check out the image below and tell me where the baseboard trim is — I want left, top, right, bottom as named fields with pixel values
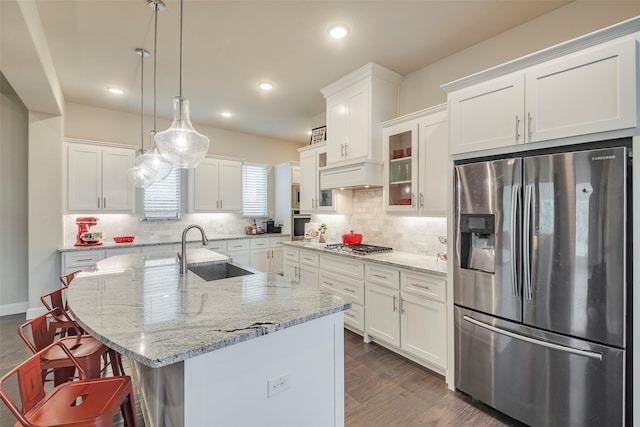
left=26, top=306, right=46, bottom=320
left=0, top=302, right=28, bottom=317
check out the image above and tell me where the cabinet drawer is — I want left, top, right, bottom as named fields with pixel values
left=319, top=271, right=363, bottom=305
left=365, top=263, right=399, bottom=289
left=227, top=239, right=250, bottom=251
left=207, top=241, right=228, bottom=253
left=299, top=250, right=319, bottom=267
left=250, top=238, right=270, bottom=249
left=63, top=250, right=106, bottom=268
left=284, top=248, right=299, bottom=263
left=343, top=303, right=364, bottom=332
left=270, top=236, right=289, bottom=247
left=320, top=254, right=364, bottom=279
left=401, top=271, right=446, bottom=302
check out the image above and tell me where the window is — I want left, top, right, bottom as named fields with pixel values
left=242, top=163, right=267, bottom=217
left=143, top=168, right=181, bottom=220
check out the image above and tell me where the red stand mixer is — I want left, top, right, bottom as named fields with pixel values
left=74, top=217, right=103, bottom=246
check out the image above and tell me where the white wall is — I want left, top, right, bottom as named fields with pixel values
left=399, top=1, right=640, bottom=114
left=0, top=86, right=29, bottom=315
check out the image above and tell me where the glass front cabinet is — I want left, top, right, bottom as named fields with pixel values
left=383, top=121, right=418, bottom=212
left=382, top=104, right=448, bottom=215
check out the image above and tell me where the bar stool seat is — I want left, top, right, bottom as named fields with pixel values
left=0, top=341, right=137, bottom=427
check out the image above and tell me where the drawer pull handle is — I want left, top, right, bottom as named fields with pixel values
left=322, top=281, right=333, bottom=287
left=411, top=283, right=431, bottom=290
left=372, top=274, right=387, bottom=279
left=345, top=312, right=355, bottom=319
left=76, top=258, right=93, bottom=262
left=343, top=287, right=355, bottom=294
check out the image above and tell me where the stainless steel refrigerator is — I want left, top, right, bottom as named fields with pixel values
left=453, top=145, right=631, bottom=426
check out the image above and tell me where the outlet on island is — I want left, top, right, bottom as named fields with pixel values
left=267, top=374, right=290, bottom=397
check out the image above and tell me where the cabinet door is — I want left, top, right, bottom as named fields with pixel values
left=270, top=247, right=283, bottom=274
left=250, top=249, right=270, bottom=272
left=345, top=80, right=370, bottom=161
left=525, top=37, right=637, bottom=143
left=401, top=292, right=446, bottom=369
left=283, top=260, right=299, bottom=282
left=326, top=94, right=347, bottom=164
left=229, top=250, right=250, bottom=267
left=299, top=265, right=319, bottom=288
left=299, top=149, right=317, bottom=213
left=384, top=121, right=418, bottom=212
left=101, top=147, right=134, bottom=211
left=68, top=145, right=101, bottom=211
left=193, top=159, right=220, bottom=211
left=418, top=111, right=448, bottom=215
left=449, top=73, right=525, bottom=154
left=365, top=283, right=400, bottom=347
left=218, top=159, right=242, bottom=211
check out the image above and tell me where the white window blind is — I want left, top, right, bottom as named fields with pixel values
left=242, top=163, right=267, bottom=217
left=143, top=168, right=180, bottom=220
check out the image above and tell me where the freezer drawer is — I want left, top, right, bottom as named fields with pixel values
left=455, top=306, right=625, bottom=427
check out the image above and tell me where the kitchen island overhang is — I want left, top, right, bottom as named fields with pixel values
left=66, top=252, right=350, bottom=427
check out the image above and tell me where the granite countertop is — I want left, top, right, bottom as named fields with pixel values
left=58, top=233, right=290, bottom=252
left=283, top=241, right=447, bottom=276
left=66, top=250, right=350, bottom=368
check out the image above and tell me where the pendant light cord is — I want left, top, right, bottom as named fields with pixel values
left=153, top=1, right=158, bottom=134
left=139, top=48, right=145, bottom=152
left=179, top=0, right=183, bottom=99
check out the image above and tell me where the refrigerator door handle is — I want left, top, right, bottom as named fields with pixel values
left=510, top=184, right=520, bottom=297
left=463, top=315, right=603, bottom=361
left=523, top=184, right=533, bottom=300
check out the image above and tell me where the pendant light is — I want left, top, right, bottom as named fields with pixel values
left=128, top=47, right=157, bottom=188
left=139, top=0, right=173, bottom=181
left=154, top=0, right=210, bottom=168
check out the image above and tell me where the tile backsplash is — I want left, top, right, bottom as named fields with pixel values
left=313, top=189, right=447, bottom=256
left=64, top=189, right=447, bottom=256
left=63, top=213, right=251, bottom=246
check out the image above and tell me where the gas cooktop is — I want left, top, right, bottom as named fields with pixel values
left=324, top=243, right=393, bottom=255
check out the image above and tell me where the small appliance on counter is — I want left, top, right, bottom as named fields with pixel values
left=263, top=219, right=282, bottom=234
left=74, top=217, right=103, bottom=246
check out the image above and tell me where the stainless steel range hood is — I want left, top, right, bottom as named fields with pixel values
left=319, top=160, right=383, bottom=190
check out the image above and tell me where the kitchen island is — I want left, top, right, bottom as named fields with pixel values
left=66, top=250, right=350, bottom=427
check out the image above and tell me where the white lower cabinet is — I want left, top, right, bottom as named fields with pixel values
left=365, top=264, right=447, bottom=371
left=283, top=247, right=300, bottom=282
left=285, top=247, right=320, bottom=287
left=227, top=239, right=251, bottom=266
left=319, top=254, right=364, bottom=332
left=249, top=236, right=287, bottom=273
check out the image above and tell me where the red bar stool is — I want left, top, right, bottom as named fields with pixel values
left=40, top=286, right=85, bottom=337
left=18, top=308, right=123, bottom=386
left=59, top=270, right=81, bottom=288
left=0, top=341, right=137, bottom=427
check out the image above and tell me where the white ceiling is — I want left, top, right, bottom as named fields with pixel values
left=33, top=0, right=571, bottom=144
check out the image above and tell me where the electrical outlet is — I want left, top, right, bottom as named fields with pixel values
left=267, top=374, right=290, bottom=397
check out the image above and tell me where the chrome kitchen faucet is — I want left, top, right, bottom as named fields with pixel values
left=179, top=224, right=209, bottom=274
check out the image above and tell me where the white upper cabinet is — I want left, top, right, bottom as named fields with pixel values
left=190, top=157, right=242, bottom=213
left=525, top=38, right=637, bottom=143
left=449, top=73, right=524, bottom=154
left=67, top=142, right=134, bottom=212
left=321, top=63, right=403, bottom=166
left=383, top=105, right=448, bottom=215
left=298, top=143, right=352, bottom=215
left=446, top=29, right=639, bottom=155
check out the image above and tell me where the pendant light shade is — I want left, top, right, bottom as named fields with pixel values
left=129, top=47, right=157, bottom=188
left=142, top=134, right=173, bottom=181
left=155, top=96, right=209, bottom=168
left=154, top=0, right=209, bottom=169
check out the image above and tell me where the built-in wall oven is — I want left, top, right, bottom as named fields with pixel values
left=291, top=212, right=311, bottom=241
left=292, top=184, right=300, bottom=210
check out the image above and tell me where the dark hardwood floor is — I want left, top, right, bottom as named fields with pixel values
left=1, top=313, right=521, bottom=426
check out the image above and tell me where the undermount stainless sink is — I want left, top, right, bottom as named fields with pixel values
left=188, top=263, right=255, bottom=281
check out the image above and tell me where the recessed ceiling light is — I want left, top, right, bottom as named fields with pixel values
left=221, top=112, right=232, bottom=118
left=108, top=87, right=124, bottom=95
left=259, top=82, right=273, bottom=91
left=328, top=24, right=349, bottom=39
